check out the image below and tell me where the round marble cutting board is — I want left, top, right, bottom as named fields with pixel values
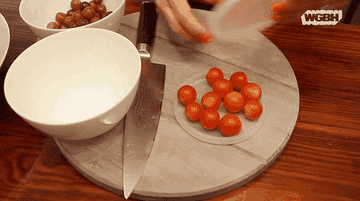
left=54, top=10, right=300, bottom=200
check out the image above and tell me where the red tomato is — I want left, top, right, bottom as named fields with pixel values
left=223, top=91, right=246, bottom=113
left=71, top=11, right=84, bottom=22
left=185, top=102, right=203, bottom=122
left=230, top=71, right=248, bottom=92
left=71, top=0, right=82, bottom=11
left=47, top=22, right=61, bottom=29
left=212, top=79, right=233, bottom=99
left=82, top=7, right=96, bottom=19
left=243, top=100, right=263, bottom=120
left=177, top=85, right=197, bottom=106
left=89, top=1, right=100, bottom=9
left=96, top=4, right=107, bottom=15
left=242, top=82, right=262, bottom=101
left=206, top=67, right=224, bottom=86
left=201, top=91, right=221, bottom=110
left=219, top=114, right=242, bottom=136
left=200, top=109, right=221, bottom=130
left=55, top=12, right=67, bottom=25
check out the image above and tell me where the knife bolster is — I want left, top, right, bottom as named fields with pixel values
left=137, top=43, right=151, bottom=59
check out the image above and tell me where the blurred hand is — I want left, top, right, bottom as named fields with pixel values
left=156, top=0, right=224, bottom=43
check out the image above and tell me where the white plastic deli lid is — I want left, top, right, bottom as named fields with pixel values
left=208, top=0, right=284, bottom=41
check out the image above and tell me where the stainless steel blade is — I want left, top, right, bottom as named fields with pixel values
left=123, top=1, right=162, bottom=199
left=123, top=60, right=165, bottom=199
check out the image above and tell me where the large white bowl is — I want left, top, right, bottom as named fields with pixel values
left=19, top=0, right=126, bottom=39
left=4, top=28, right=141, bottom=140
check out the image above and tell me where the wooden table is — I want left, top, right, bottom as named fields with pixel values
left=1, top=0, right=359, bottom=200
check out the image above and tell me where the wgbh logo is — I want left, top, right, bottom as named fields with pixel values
left=301, top=10, right=342, bottom=25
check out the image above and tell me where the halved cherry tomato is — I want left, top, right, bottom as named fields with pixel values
left=243, top=100, right=263, bottom=120
left=223, top=91, right=246, bottom=113
left=219, top=114, right=242, bottom=136
left=185, top=102, right=203, bottom=122
left=201, top=91, right=221, bottom=110
left=200, top=109, right=221, bottom=130
left=206, top=67, right=224, bottom=86
left=242, top=82, right=262, bottom=101
left=212, top=79, right=233, bottom=99
left=230, top=71, right=248, bottom=92
left=177, top=85, right=197, bottom=106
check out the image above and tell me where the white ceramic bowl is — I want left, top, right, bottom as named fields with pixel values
left=4, top=28, right=141, bottom=140
left=0, top=13, right=10, bottom=69
left=19, top=0, right=125, bottom=39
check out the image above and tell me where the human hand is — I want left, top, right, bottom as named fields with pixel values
left=156, top=0, right=224, bottom=44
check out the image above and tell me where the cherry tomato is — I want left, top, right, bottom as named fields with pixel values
left=71, top=0, right=82, bottom=11
left=80, top=2, right=90, bottom=11
left=76, top=18, right=89, bottom=27
left=219, top=114, right=242, bottom=136
left=243, top=100, right=263, bottom=120
left=271, top=2, right=285, bottom=12
left=63, top=16, right=73, bottom=28
left=90, top=15, right=101, bottom=23
left=105, top=11, right=112, bottom=17
left=242, top=82, right=262, bottom=101
left=223, top=91, right=246, bottom=113
left=201, top=91, right=221, bottom=110
left=206, top=67, right=224, bottom=86
left=177, top=85, right=197, bottom=106
left=230, top=71, right=248, bottom=92
left=100, top=12, right=107, bottom=18
left=55, top=12, right=67, bottom=25
left=89, top=1, right=99, bottom=9
left=47, top=22, right=60, bottom=29
left=67, top=9, right=75, bottom=16
left=94, top=0, right=103, bottom=3
left=185, top=102, right=203, bottom=122
left=69, top=22, right=77, bottom=28
left=96, top=4, right=107, bottom=15
left=83, top=7, right=96, bottom=20
left=71, top=11, right=83, bottom=22
left=200, top=109, right=221, bottom=130
left=212, top=79, right=233, bottom=99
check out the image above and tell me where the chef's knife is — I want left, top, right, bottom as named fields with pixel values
left=123, top=1, right=166, bottom=199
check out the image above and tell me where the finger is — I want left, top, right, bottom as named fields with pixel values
left=166, top=0, right=212, bottom=41
left=193, top=0, right=225, bottom=5
left=156, top=0, right=202, bottom=43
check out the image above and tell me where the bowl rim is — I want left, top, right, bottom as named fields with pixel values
left=0, top=13, right=10, bottom=70
left=4, top=28, right=141, bottom=126
left=19, top=0, right=126, bottom=33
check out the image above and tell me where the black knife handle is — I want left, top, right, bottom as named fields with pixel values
left=136, top=1, right=158, bottom=51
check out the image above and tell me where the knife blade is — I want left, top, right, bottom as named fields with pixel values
left=123, top=1, right=166, bottom=199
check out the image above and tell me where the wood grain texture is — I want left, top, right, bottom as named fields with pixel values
left=0, top=0, right=359, bottom=201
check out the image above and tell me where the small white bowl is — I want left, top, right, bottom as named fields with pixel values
left=4, top=28, right=141, bottom=140
left=19, top=0, right=126, bottom=39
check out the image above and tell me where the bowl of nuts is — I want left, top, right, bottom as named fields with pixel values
left=19, top=0, right=125, bottom=39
